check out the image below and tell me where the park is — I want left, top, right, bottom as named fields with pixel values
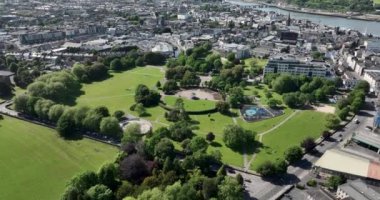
left=2, top=45, right=365, bottom=200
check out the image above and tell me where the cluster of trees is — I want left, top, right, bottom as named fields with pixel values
left=336, top=80, right=368, bottom=117
left=71, top=62, right=109, bottom=83
left=164, top=98, right=190, bottom=122
left=223, top=125, right=255, bottom=150
left=286, top=0, right=374, bottom=12
left=206, top=65, right=246, bottom=92
left=1, top=55, right=44, bottom=88
left=267, top=75, right=339, bottom=108
left=14, top=94, right=124, bottom=139
left=26, top=71, right=81, bottom=103
left=166, top=43, right=221, bottom=74
left=63, top=123, right=244, bottom=200
left=134, top=84, right=161, bottom=107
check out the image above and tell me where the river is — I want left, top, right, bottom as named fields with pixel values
left=226, top=0, right=380, bottom=36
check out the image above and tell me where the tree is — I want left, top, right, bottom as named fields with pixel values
left=56, top=112, right=76, bottom=138
left=168, top=121, right=193, bottom=142
left=83, top=110, right=103, bottom=132
left=216, top=101, right=230, bottom=115
left=256, top=161, right=277, bottom=177
left=267, top=98, right=281, bottom=108
left=284, top=146, right=303, bottom=164
left=206, top=132, right=215, bottom=143
left=227, top=87, right=245, bottom=108
left=337, top=107, right=350, bottom=121
left=135, top=103, right=147, bottom=117
left=325, top=114, right=341, bottom=130
left=86, top=184, right=113, bottom=200
left=322, top=131, right=331, bottom=139
left=300, top=137, right=316, bottom=152
left=272, top=75, right=297, bottom=94
left=326, top=175, right=346, bottom=190
left=120, top=154, right=149, bottom=184
left=162, top=80, right=179, bottom=94
left=218, top=177, right=243, bottom=200
left=236, top=174, right=243, bottom=185
left=98, top=163, right=118, bottom=190
left=135, top=84, right=161, bottom=107
left=227, top=53, right=235, bottom=63
left=154, top=138, right=175, bottom=160
left=121, top=123, right=142, bottom=145
left=189, top=136, right=208, bottom=153
left=180, top=71, right=201, bottom=88
left=223, top=125, right=255, bottom=150
left=202, top=178, right=218, bottom=199
left=34, top=99, right=55, bottom=120
left=354, top=80, right=370, bottom=93
left=116, top=181, right=135, bottom=200
left=61, top=186, right=81, bottom=200
left=110, top=58, right=123, bottom=70
left=100, top=117, right=122, bottom=138
left=14, top=94, right=30, bottom=113
left=156, top=81, right=161, bottom=88
left=113, top=110, right=125, bottom=121
left=68, top=171, right=98, bottom=193
left=143, top=52, right=166, bottom=65
left=274, top=159, right=288, bottom=174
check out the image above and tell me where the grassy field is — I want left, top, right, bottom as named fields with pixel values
left=191, top=112, right=247, bottom=166
left=250, top=110, right=328, bottom=170
left=163, top=96, right=216, bottom=112
left=0, top=116, right=118, bottom=200
left=76, top=66, right=164, bottom=113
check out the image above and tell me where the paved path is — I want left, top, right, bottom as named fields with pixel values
left=0, top=100, right=18, bottom=116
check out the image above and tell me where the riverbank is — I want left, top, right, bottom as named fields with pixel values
left=231, top=0, right=380, bottom=22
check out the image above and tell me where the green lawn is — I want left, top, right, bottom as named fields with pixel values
left=374, top=0, right=380, bottom=4
left=250, top=111, right=328, bottom=170
left=163, top=96, right=216, bottom=112
left=244, top=84, right=283, bottom=106
left=191, top=113, right=246, bottom=167
left=0, top=116, right=118, bottom=200
left=76, top=66, right=164, bottom=114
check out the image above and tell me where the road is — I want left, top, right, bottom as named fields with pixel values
left=233, top=98, right=376, bottom=200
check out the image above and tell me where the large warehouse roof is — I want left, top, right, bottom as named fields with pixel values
left=315, top=149, right=380, bottom=181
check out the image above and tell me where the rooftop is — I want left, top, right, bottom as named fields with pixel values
left=315, top=149, right=380, bottom=181
left=339, top=179, right=380, bottom=200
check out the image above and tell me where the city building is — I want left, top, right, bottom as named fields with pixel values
left=263, top=58, right=331, bottom=77
left=336, top=179, right=380, bottom=200
left=352, top=132, right=380, bottom=154
left=363, top=70, right=380, bottom=93
left=314, top=149, right=380, bottom=184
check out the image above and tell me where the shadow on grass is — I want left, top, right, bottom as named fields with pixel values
left=140, top=113, right=152, bottom=117
left=62, top=133, right=84, bottom=141
left=210, top=141, right=222, bottom=147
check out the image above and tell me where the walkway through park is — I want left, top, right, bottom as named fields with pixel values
left=244, top=110, right=300, bottom=170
